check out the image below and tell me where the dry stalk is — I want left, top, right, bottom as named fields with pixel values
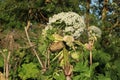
left=40, top=12, right=48, bottom=21
left=1, top=32, right=14, bottom=80
left=24, top=21, right=44, bottom=69
left=0, top=48, right=11, bottom=80
left=5, top=51, right=11, bottom=80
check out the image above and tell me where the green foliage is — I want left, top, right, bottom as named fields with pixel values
left=18, top=62, right=39, bottom=80
left=93, top=50, right=111, bottom=64
left=96, top=74, right=111, bottom=80
left=52, top=70, right=66, bottom=80
left=113, top=59, right=120, bottom=79
left=0, top=0, right=81, bottom=29
left=38, top=36, right=49, bottom=54
left=0, top=56, right=4, bottom=67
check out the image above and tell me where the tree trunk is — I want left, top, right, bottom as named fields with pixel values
left=102, top=0, right=108, bottom=21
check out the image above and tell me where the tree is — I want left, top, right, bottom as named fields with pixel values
left=0, top=0, right=81, bottom=29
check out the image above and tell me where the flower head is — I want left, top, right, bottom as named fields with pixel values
left=43, top=12, right=86, bottom=39
left=88, top=26, right=102, bottom=38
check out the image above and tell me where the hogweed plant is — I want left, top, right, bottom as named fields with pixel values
left=42, top=12, right=102, bottom=80
left=87, top=26, right=102, bottom=65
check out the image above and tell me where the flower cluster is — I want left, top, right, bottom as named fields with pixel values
left=88, top=26, right=102, bottom=39
left=42, top=12, right=102, bottom=42
left=43, top=12, right=86, bottom=39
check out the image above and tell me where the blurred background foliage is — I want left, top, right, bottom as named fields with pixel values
left=0, top=0, right=120, bottom=80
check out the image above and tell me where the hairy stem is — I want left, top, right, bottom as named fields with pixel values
left=90, top=50, right=92, bottom=65
left=66, top=76, right=71, bottom=80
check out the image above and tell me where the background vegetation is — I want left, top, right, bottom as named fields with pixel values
left=0, top=0, right=120, bottom=80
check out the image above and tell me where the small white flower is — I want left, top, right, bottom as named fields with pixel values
left=64, top=27, right=74, bottom=32
left=73, top=25, right=80, bottom=29
left=73, top=31, right=81, bottom=39
left=77, top=27, right=85, bottom=32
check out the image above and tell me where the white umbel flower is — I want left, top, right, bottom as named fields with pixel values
left=88, top=26, right=102, bottom=38
left=43, top=11, right=86, bottom=39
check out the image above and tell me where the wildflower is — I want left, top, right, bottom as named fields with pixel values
left=88, top=26, right=102, bottom=38
left=43, top=12, right=86, bottom=39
